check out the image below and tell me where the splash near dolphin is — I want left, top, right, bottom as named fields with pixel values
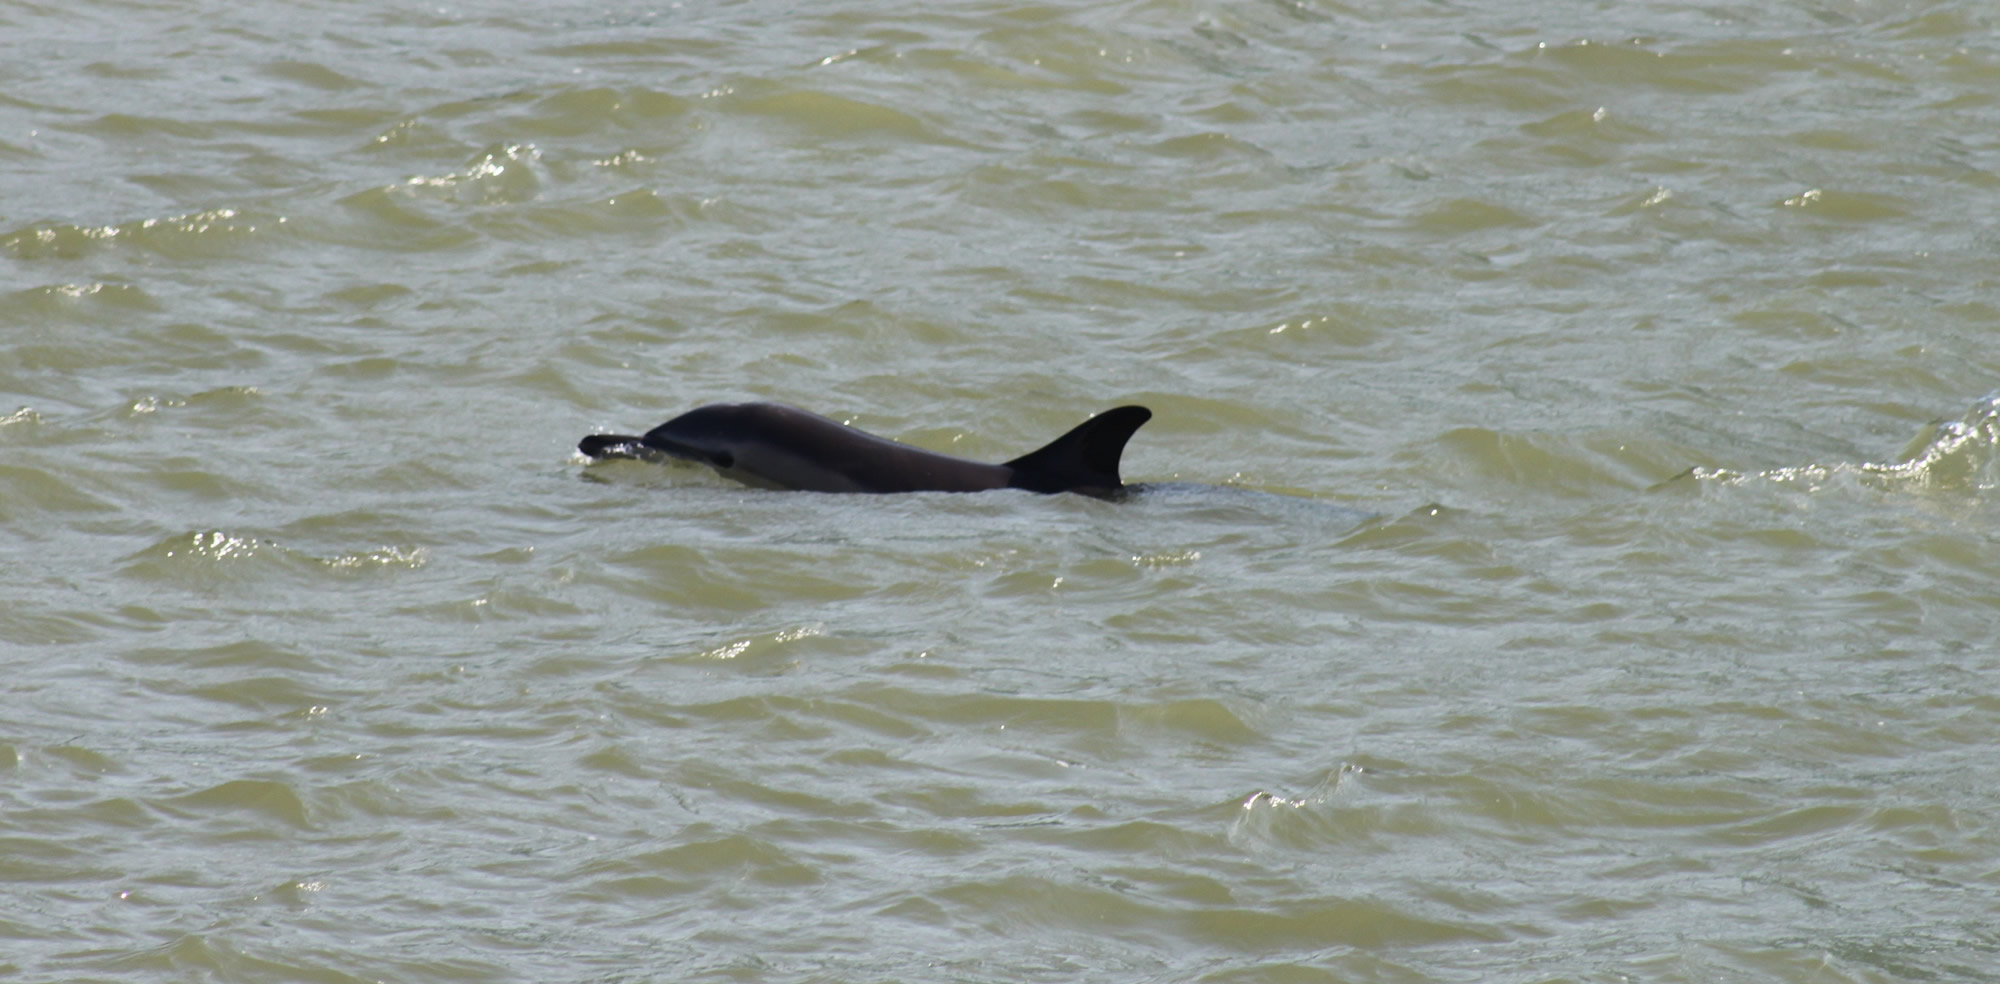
left=579, top=403, right=1152, bottom=498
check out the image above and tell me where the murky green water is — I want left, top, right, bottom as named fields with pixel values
left=6, top=1, right=2000, bottom=981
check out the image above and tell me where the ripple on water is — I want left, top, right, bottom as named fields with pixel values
left=0, top=208, right=283, bottom=263
left=1, top=281, right=163, bottom=324
left=1693, top=391, right=2000, bottom=494
left=0, top=462, right=122, bottom=521
left=163, top=778, right=314, bottom=831
left=119, top=529, right=429, bottom=595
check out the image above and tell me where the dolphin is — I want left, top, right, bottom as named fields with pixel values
left=578, top=402, right=1152, bottom=497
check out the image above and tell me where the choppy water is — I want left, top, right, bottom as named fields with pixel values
left=6, top=0, right=2000, bottom=981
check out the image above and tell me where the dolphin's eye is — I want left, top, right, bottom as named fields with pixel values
left=710, top=451, right=734, bottom=469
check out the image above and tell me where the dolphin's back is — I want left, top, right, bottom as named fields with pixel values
left=636, top=403, right=1013, bottom=494
left=765, top=405, right=1014, bottom=494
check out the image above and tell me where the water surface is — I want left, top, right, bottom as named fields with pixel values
left=5, top=1, right=2000, bottom=981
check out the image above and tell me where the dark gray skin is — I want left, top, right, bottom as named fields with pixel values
left=579, top=403, right=1152, bottom=498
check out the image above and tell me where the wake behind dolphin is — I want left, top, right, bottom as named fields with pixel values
left=578, top=402, right=1152, bottom=498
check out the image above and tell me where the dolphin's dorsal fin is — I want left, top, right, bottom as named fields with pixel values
left=1002, top=406, right=1152, bottom=496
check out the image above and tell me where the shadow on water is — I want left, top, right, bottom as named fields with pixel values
left=1117, top=481, right=1380, bottom=530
